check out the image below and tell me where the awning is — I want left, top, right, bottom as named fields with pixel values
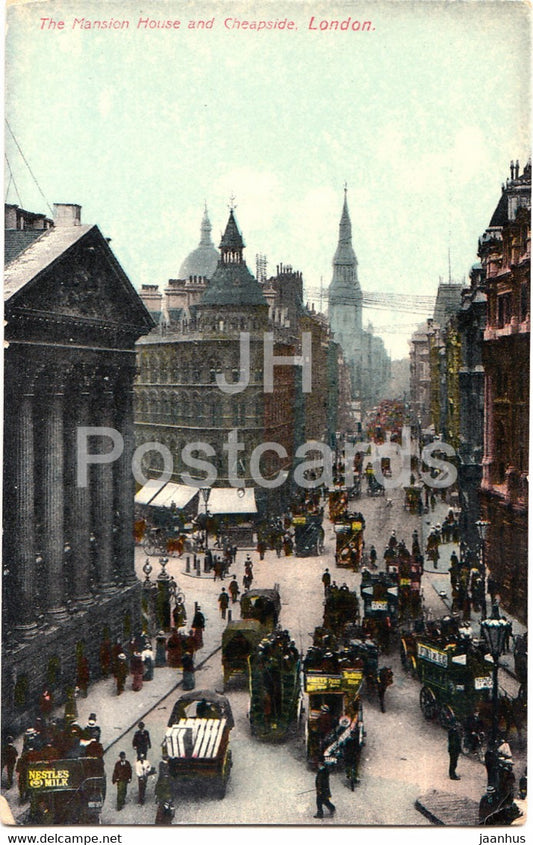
left=149, top=482, right=199, bottom=510
left=200, top=487, right=257, bottom=515
left=134, top=477, right=168, bottom=505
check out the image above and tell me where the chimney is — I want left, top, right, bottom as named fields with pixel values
left=53, top=203, right=82, bottom=227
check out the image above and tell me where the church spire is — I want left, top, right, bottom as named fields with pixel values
left=199, top=203, right=214, bottom=247
left=328, top=186, right=362, bottom=306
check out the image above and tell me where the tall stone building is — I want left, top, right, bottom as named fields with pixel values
left=479, top=160, right=530, bottom=623
left=135, top=207, right=297, bottom=516
left=456, top=262, right=487, bottom=548
left=3, top=202, right=154, bottom=733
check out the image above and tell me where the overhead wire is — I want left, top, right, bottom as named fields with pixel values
left=5, top=118, right=54, bottom=216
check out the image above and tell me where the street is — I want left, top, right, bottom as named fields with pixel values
left=87, top=470, right=524, bottom=827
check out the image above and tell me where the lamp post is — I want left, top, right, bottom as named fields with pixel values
left=480, top=603, right=508, bottom=751
left=475, top=519, right=489, bottom=570
left=200, top=487, right=210, bottom=551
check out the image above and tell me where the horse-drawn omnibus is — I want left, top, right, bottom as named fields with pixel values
left=334, top=512, right=365, bottom=570
left=248, top=629, right=302, bottom=742
left=240, top=586, right=281, bottom=630
left=359, top=571, right=399, bottom=650
left=400, top=617, right=494, bottom=729
left=292, top=513, right=325, bottom=556
left=303, top=645, right=365, bottom=781
left=323, top=584, right=360, bottom=637
left=221, top=619, right=265, bottom=689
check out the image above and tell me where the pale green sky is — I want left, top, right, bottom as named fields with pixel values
left=5, top=0, right=531, bottom=357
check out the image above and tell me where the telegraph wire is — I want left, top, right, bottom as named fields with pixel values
left=5, top=118, right=54, bottom=216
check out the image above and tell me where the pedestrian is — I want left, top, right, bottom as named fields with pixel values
left=39, top=687, right=54, bottom=722
left=229, top=577, right=240, bottom=603
left=115, top=653, right=129, bottom=695
left=82, top=713, right=101, bottom=744
left=135, top=753, right=152, bottom=805
left=1, top=736, right=17, bottom=789
left=142, top=643, right=154, bottom=680
left=15, top=748, right=29, bottom=804
left=448, top=721, right=462, bottom=780
left=172, top=596, right=187, bottom=629
left=322, top=568, right=331, bottom=593
left=243, top=573, right=252, bottom=591
left=314, top=761, right=336, bottom=819
left=76, top=655, right=90, bottom=698
left=218, top=587, right=229, bottom=619
left=64, top=687, right=78, bottom=724
left=155, top=631, right=167, bottom=667
left=166, top=628, right=183, bottom=668
left=487, top=575, right=498, bottom=605
left=191, top=606, right=205, bottom=649
left=479, top=785, right=500, bottom=824
left=182, top=651, right=195, bottom=690
left=485, top=742, right=500, bottom=789
left=132, top=721, right=152, bottom=760
left=342, top=729, right=361, bottom=789
left=112, top=751, right=132, bottom=811
left=369, top=546, right=378, bottom=568
left=130, top=651, right=144, bottom=692
left=99, top=635, right=113, bottom=678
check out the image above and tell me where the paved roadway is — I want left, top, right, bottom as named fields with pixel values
left=94, top=472, right=524, bottom=827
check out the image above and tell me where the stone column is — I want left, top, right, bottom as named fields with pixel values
left=68, top=390, right=93, bottom=605
left=12, top=391, right=39, bottom=637
left=43, top=390, right=68, bottom=620
left=93, top=388, right=116, bottom=595
left=115, top=371, right=137, bottom=585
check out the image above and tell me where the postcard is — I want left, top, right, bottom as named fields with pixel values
left=3, top=0, right=530, bottom=840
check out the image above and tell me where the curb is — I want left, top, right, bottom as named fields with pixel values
left=103, top=645, right=223, bottom=755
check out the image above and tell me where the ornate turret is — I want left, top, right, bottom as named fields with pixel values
left=201, top=205, right=267, bottom=307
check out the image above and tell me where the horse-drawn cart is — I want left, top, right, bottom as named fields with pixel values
left=160, top=690, right=234, bottom=799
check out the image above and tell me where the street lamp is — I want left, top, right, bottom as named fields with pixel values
left=480, top=603, right=508, bottom=750
left=200, top=487, right=210, bottom=550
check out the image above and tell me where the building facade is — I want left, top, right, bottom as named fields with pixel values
left=479, top=160, right=530, bottom=623
left=3, top=203, right=154, bottom=733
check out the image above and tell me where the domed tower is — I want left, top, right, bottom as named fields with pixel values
left=328, top=186, right=364, bottom=398
left=178, top=204, right=219, bottom=280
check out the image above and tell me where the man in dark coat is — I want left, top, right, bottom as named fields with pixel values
left=314, top=762, right=336, bottom=818
left=448, top=721, right=462, bottom=779
left=1, top=736, right=18, bottom=789
left=218, top=588, right=229, bottom=619
left=132, top=722, right=151, bottom=760
left=112, top=751, right=132, bottom=811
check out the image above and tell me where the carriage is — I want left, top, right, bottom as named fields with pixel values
left=303, top=645, right=365, bottom=774
left=334, top=512, right=365, bottom=570
left=384, top=547, right=423, bottom=622
left=359, top=571, right=399, bottom=650
left=221, top=619, right=265, bottom=689
left=27, top=755, right=106, bottom=825
left=366, top=473, right=385, bottom=497
left=240, top=587, right=281, bottom=631
left=323, top=584, right=360, bottom=636
left=400, top=618, right=494, bottom=729
left=292, top=513, right=325, bottom=556
left=403, top=483, right=423, bottom=514
left=248, top=629, right=302, bottom=742
left=160, top=690, right=234, bottom=799
left=328, top=487, right=349, bottom=522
